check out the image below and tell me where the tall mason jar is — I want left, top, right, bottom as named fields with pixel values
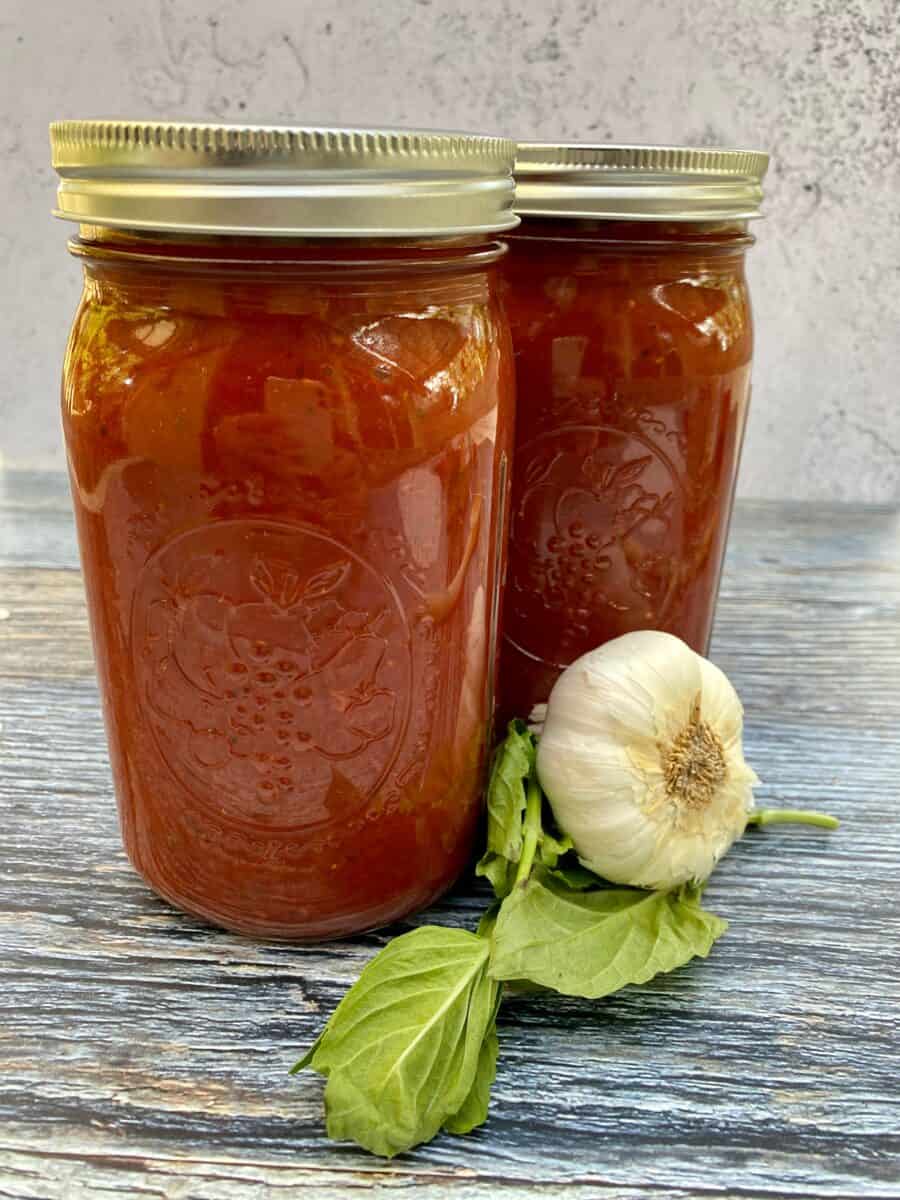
left=51, top=121, right=517, bottom=939
left=499, top=144, right=768, bottom=722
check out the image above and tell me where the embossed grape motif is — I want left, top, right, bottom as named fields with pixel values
left=506, top=426, right=684, bottom=667
left=132, top=521, right=411, bottom=829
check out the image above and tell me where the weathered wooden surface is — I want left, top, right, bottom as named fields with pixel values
left=1, top=468, right=899, bottom=1199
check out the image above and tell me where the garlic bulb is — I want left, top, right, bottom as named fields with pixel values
left=536, top=631, right=758, bottom=890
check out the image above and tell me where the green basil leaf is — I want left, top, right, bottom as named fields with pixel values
left=289, top=1030, right=324, bottom=1075
left=544, top=860, right=598, bottom=890
left=476, top=851, right=515, bottom=901
left=303, top=926, right=499, bottom=1158
left=476, top=905, right=500, bottom=938
left=489, top=868, right=728, bottom=999
left=441, top=909, right=501, bottom=1136
left=536, top=824, right=574, bottom=869
left=476, top=719, right=535, bottom=898
left=442, top=1025, right=498, bottom=1135
left=442, top=987, right=501, bottom=1135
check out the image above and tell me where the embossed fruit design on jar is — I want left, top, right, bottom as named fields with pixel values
left=52, top=120, right=516, bottom=938
left=499, top=143, right=768, bottom=721
left=133, top=522, right=411, bottom=831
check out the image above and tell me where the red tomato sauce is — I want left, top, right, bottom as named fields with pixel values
left=63, top=234, right=513, bottom=938
left=499, top=219, right=753, bottom=721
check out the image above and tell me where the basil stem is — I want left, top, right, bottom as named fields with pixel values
left=746, top=808, right=839, bottom=830
left=513, top=774, right=543, bottom=887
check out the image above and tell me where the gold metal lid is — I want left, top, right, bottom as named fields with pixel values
left=50, top=120, right=518, bottom=238
left=514, top=143, right=769, bottom=221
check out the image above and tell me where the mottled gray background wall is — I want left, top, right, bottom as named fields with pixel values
left=1, top=0, right=898, bottom=500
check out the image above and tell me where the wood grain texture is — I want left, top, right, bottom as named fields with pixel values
left=1, top=468, right=899, bottom=1199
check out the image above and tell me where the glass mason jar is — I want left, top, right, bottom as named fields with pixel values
left=51, top=121, right=517, bottom=939
left=499, top=143, right=768, bottom=722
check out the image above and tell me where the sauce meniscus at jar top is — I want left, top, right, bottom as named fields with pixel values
left=498, top=143, right=769, bottom=723
left=51, top=120, right=517, bottom=939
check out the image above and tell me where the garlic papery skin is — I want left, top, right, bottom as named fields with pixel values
left=536, top=631, right=759, bottom=890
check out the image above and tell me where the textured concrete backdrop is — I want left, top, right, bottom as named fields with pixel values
left=1, top=0, right=898, bottom=500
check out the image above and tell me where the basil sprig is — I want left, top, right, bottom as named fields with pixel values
left=293, top=720, right=833, bottom=1157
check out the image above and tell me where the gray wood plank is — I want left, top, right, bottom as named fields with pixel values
left=0, top=469, right=79, bottom=572
left=0, top=569, right=95, bottom=679
left=1, top=470, right=899, bottom=1199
